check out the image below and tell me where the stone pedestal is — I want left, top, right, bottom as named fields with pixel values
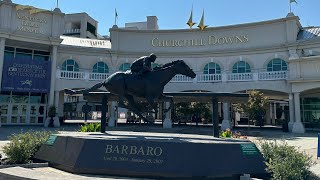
left=34, top=132, right=267, bottom=179
left=292, top=122, right=305, bottom=133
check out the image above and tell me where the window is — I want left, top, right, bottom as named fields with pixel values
left=267, top=58, right=287, bottom=71
left=203, top=63, right=221, bottom=74
left=93, top=62, right=109, bottom=73
left=3, top=46, right=50, bottom=61
left=4, top=47, right=14, bottom=60
left=33, top=50, right=50, bottom=62
left=62, top=59, right=79, bottom=72
left=87, top=22, right=97, bottom=36
left=119, top=63, right=131, bottom=71
left=232, top=61, right=251, bottom=73
left=15, top=48, right=32, bottom=61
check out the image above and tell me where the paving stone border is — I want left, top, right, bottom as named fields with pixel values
left=0, top=162, right=48, bottom=169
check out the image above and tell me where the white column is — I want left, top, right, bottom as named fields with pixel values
left=288, top=93, right=295, bottom=131
left=49, top=46, right=58, bottom=106
left=163, top=101, right=172, bottom=128
left=273, top=103, right=276, bottom=125
left=54, top=91, right=59, bottom=111
left=292, top=93, right=305, bottom=133
left=0, top=38, right=6, bottom=88
left=281, top=106, right=285, bottom=119
left=108, top=101, right=117, bottom=127
left=221, top=102, right=231, bottom=130
left=269, top=103, right=273, bottom=125
left=218, top=102, right=222, bottom=118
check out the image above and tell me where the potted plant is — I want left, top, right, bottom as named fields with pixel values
left=48, top=106, right=56, bottom=127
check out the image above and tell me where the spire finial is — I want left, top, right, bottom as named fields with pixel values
left=197, top=9, right=208, bottom=31
left=186, top=5, right=196, bottom=29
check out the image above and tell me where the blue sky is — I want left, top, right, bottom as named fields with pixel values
left=13, top=0, right=320, bottom=36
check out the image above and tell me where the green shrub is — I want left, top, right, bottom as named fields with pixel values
left=3, top=131, right=52, bottom=164
left=79, top=123, right=101, bottom=132
left=220, top=128, right=232, bottom=138
left=259, top=140, right=314, bottom=180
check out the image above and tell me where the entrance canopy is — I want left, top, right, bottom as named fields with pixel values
left=83, top=92, right=249, bottom=103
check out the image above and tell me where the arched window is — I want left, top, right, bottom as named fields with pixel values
left=93, top=62, right=109, bottom=73
left=203, top=63, right=221, bottom=74
left=62, top=59, right=79, bottom=72
left=267, top=58, right=287, bottom=71
left=232, top=61, right=251, bottom=73
left=119, top=63, right=131, bottom=71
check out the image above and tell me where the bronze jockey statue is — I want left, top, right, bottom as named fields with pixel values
left=130, top=53, right=157, bottom=75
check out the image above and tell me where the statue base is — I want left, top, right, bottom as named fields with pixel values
left=34, top=131, right=267, bottom=179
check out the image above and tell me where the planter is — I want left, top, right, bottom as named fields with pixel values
left=44, top=117, right=60, bottom=127
left=282, top=120, right=289, bottom=132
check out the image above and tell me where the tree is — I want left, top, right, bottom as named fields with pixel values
left=234, top=90, right=269, bottom=128
left=174, top=102, right=211, bottom=123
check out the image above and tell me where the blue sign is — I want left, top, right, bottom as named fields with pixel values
left=1, top=58, right=51, bottom=93
left=318, top=134, right=320, bottom=158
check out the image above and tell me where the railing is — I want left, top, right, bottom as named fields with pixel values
left=59, top=71, right=85, bottom=79
left=259, top=71, right=287, bottom=80
left=56, top=70, right=288, bottom=82
left=228, top=73, right=253, bottom=81
left=64, top=29, right=81, bottom=34
left=57, top=70, right=109, bottom=80
left=170, top=75, right=193, bottom=82
left=197, top=74, right=222, bottom=82
left=89, top=73, right=109, bottom=80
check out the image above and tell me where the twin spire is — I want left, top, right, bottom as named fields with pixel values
left=186, top=7, right=207, bottom=31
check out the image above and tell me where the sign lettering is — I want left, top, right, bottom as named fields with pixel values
left=16, top=12, right=47, bottom=34
left=241, top=144, right=259, bottom=156
left=104, top=144, right=164, bottom=165
left=151, top=35, right=249, bottom=47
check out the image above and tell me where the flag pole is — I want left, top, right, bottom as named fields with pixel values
left=114, top=9, right=117, bottom=25
left=289, top=0, right=292, bottom=13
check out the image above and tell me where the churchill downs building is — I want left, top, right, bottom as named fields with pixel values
left=1, top=0, right=320, bottom=133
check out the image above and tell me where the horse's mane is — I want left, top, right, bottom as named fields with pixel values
left=152, top=60, right=184, bottom=72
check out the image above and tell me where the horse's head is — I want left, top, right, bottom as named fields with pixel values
left=172, top=60, right=196, bottom=78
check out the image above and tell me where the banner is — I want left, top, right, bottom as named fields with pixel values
left=1, top=58, right=51, bottom=93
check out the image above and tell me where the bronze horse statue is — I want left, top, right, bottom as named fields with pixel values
left=65, top=60, right=196, bottom=123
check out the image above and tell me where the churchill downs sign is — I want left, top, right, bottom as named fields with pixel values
left=151, top=35, right=249, bottom=47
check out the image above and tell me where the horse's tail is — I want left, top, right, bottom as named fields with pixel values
left=64, top=81, right=104, bottom=95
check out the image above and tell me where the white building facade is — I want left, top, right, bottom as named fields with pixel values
left=1, top=0, right=320, bottom=133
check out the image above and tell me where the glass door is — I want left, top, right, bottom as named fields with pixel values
left=10, top=93, right=29, bottom=124
left=0, top=92, right=10, bottom=124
